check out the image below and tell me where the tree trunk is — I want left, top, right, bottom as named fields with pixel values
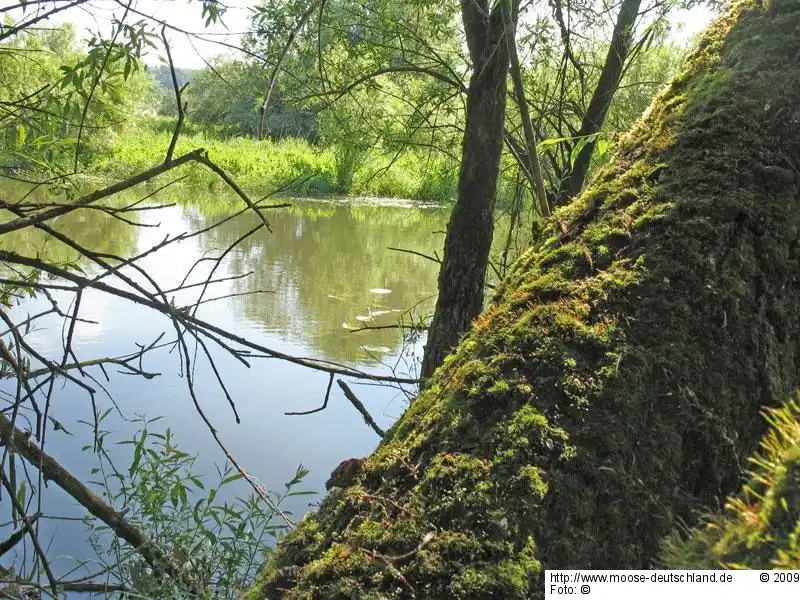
left=501, top=0, right=550, bottom=222
left=558, top=0, right=643, bottom=203
left=246, top=1, right=800, bottom=597
left=662, top=399, right=800, bottom=569
left=420, top=1, right=512, bottom=380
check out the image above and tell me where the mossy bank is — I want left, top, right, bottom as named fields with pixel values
left=246, top=1, right=800, bottom=597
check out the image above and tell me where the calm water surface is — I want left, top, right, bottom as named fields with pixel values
left=1, top=187, right=450, bottom=575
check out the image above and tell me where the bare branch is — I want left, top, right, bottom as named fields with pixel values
left=387, top=246, right=441, bottom=264
left=0, top=513, right=39, bottom=558
left=0, top=148, right=205, bottom=236
left=0, top=468, right=57, bottom=595
left=337, top=380, right=385, bottom=438
left=161, top=26, right=189, bottom=164
left=0, top=0, right=91, bottom=42
left=285, top=373, right=335, bottom=415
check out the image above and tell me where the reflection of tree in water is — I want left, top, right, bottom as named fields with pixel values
left=0, top=184, right=138, bottom=270
left=189, top=201, right=449, bottom=364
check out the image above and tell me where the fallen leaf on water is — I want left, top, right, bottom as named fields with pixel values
left=362, top=345, right=391, bottom=353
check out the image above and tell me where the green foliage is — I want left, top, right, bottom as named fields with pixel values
left=0, top=23, right=157, bottom=172
left=245, top=1, right=800, bottom=597
left=661, top=398, right=800, bottom=569
left=95, top=124, right=334, bottom=194
left=84, top=414, right=311, bottom=599
left=150, top=63, right=197, bottom=90
left=521, top=27, right=691, bottom=193
left=162, top=58, right=319, bottom=140
left=94, top=119, right=462, bottom=202
left=244, top=0, right=465, bottom=189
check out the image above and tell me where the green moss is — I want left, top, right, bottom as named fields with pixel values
left=246, top=1, right=800, bottom=597
left=662, top=398, right=800, bottom=569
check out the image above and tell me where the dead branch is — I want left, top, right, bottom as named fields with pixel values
left=387, top=246, right=441, bottom=264
left=0, top=573, right=133, bottom=596
left=0, top=148, right=205, bottom=236
left=0, top=250, right=418, bottom=384
left=170, top=324, right=295, bottom=527
left=0, top=513, right=39, bottom=558
left=285, top=373, right=335, bottom=415
left=0, top=0, right=91, bottom=42
left=347, top=323, right=426, bottom=333
left=337, top=380, right=385, bottom=438
left=0, top=468, right=57, bottom=594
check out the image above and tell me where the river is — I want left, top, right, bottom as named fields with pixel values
left=1, top=185, right=452, bottom=580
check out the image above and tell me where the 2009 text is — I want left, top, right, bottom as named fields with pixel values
left=546, top=570, right=800, bottom=600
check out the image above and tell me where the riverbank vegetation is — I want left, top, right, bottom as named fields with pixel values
left=93, top=120, right=461, bottom=202
left=2, top=12, right=689, bottom=209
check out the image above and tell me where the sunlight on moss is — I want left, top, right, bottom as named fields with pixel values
left=662, top=398, right=800, bottom=569
left=245, top=1, right=800, bottom=597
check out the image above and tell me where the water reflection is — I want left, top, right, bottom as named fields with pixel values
left=0, top=183, right=138, bottom=264
left=0, top=185, right=451, bottom=578
left=1, top=180, right=531, bottom=587
left=185, top=201, right=449, bottom=364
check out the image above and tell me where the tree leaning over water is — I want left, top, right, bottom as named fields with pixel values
left=245, top=0, right=800, bottom=596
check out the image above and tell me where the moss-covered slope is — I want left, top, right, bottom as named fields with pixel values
left=247, top=1, right=800, bottom=597
left=662, top=399, right=800, bottom=569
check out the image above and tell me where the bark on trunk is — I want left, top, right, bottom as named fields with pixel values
left=558, top=0, right=642, bottom=203
left=246, top=1, right=800, bottom=597
left=662, top=399, right=800, bottom=569
left=420, top=1, right=512, bottom=380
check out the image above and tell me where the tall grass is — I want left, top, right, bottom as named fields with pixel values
left=94, top=118, right=462, bottom=203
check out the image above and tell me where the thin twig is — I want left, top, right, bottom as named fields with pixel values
left=337, top=380, right=385, bottom=438
left=0, top=513, right=39, bottom=557
left=285, top=373, right=335, bottom=415
left=0, top=250, right=419, bottom=384
left=161, top=26, right=189, bottom=164
left=387, top=246, right=441, bottom=264
left=0, top=467, right=57, bottom=595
